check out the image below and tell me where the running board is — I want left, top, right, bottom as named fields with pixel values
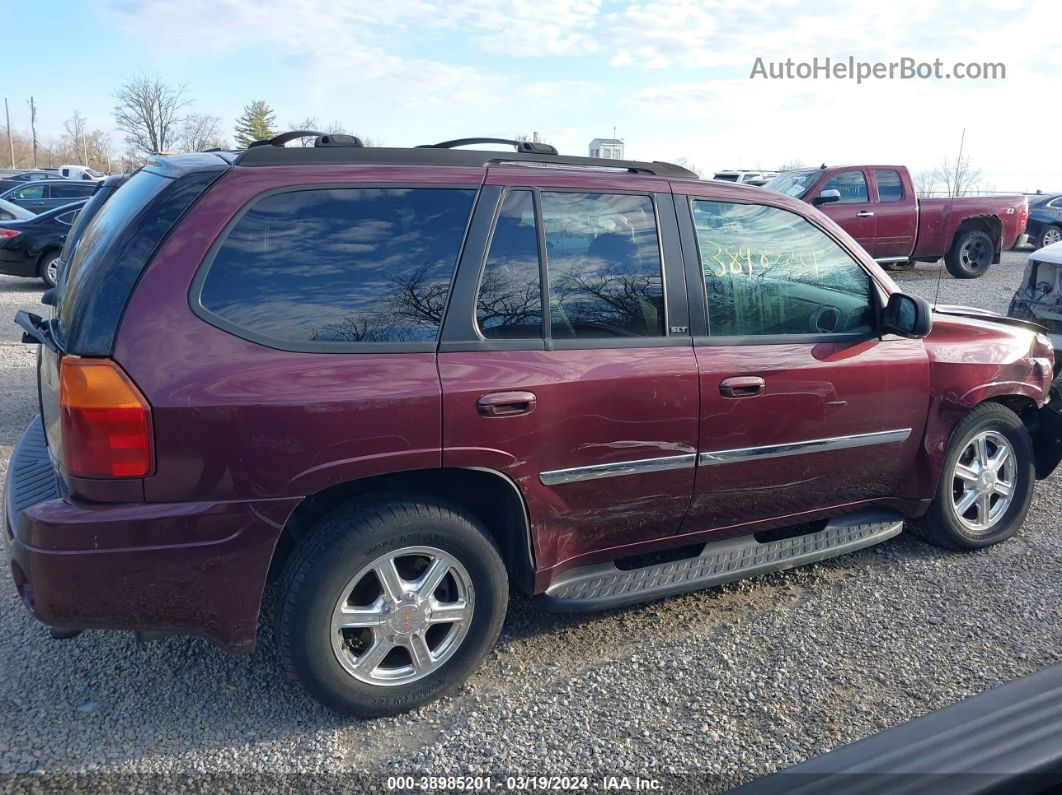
left=540, top=510, right=903, bottom=612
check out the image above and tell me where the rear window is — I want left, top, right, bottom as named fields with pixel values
left=197, top=187, right=476, bottom=347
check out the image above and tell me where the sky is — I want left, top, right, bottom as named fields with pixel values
left=4, top=0, right=1060, bottom=191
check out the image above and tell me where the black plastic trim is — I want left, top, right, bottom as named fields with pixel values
left=188, top=183, right=480, bottom=355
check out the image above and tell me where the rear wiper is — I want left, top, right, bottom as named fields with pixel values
left=15, top=310, right=58, bottom=351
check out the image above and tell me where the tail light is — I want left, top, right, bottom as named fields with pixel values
left=59, top=357, right=153, bottom=477
left=0, top=229, right=20, bottom=239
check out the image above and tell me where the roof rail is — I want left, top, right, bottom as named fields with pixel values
left=234, top=142, right=698, bottom=178
left=418, top=137, right=558, bottom=156
left=246, top=130, right=365, bottom=149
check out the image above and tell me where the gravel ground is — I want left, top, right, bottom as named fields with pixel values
left=0, top=251, right=1059, bottom=793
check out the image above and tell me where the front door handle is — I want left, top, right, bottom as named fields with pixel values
left=719, top=376, right=765, bottom=398
left=856, top=210, right=875, bottom=217
left=477, top=390, right=537, bottom=417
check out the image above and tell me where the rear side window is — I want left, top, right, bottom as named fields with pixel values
left=52, top=182, right=94, bottom=198
left=875, top=170, right=904, bottom=202
left=820, top=171, right=869, bottom=203
left=198, top=187, right=475, bottom=346
left=542, top=192, right=665, bottom=339
left=476, top=190, right=543, bottom=339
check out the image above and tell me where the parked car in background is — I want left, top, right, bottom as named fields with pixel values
left=0, top=170, right=66, bottom=194
left=1009, top=240, right=1062, bottom=352
left=0, top=200, right=85, bottom=286
left=0, top=198, right=35, bottom=222
left=58, top=164, right=105, bottom=181
left=0, top=180, right=97, bottom=213
left=766, top=164, right=1028, bottom=278
left=5, top=138, right=1061, bottom=718
left=1025, top=193, right=1062, bottom=249
left=712, top=169, right=776, bottom=186
left=53, top=173, right=127, bottom=293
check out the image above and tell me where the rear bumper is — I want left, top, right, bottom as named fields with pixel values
left=3, top=418, right=298, bottom=653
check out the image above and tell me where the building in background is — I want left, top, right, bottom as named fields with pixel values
left=589, top=138, right=624, bottom=159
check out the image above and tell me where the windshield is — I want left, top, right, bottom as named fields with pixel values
left=765, top=170, right=819, bottom=199
left=713, top=173, right=740, bottom=182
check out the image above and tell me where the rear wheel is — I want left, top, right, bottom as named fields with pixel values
left=911, top=403, right=1034, bottom=550
left=37, top=249, right=60, bottom=288
left=1039, top=225, right=1062, bottom=249
left=944, top=229, right=994, bottom=279
left=278, top=497, right=508, bottom=717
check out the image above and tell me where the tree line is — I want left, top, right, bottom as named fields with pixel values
left=2, top=73, right=378, bottom=173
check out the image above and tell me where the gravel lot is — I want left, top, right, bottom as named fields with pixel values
left=1, top=251, right=1059, bottom=792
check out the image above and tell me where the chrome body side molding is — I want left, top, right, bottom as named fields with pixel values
left=698, top=428, right=912, bottom=467
left=539, top=453, right=697, bottom=486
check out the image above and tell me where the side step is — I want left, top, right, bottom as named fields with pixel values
left=540, top=510, right=903, bottom=612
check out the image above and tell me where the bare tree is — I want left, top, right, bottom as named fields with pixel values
left=933, top=130, right=982, bottom=197
left=777, top=159, right=806, bottom=171
left=63, top=111, right=89, bottom=164
left=914, top=171, right=939, bottom=197
left=180, top=113, right=227, bottom=152
left=113, top=74, right=189, bottom=155
left=673, top=156, right=702, bottom=176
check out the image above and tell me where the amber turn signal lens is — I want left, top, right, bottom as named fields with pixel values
left=59, top=357, right=153, bottom=478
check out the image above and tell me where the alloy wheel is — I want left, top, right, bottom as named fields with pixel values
left=1043, top=227, right=1062, bottom=247
left=329, top=546, right=474, bottom=686
left=951, top=430, right=1015, bottom=534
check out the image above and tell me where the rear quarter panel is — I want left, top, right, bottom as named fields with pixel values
left=113, top=165, right=484, bottom=504
left=915, top=195, right=1027, bottom=257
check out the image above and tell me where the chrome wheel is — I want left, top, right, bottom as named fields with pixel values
left=1042, top=227, right=1062, bottom=247
left=959, top=237, right=990, bottom=270
left=951, top=431, right=1014, bottom=534
left=330, top=546, right=474, bottom=687
left=45, top=256, right=60, bottom=286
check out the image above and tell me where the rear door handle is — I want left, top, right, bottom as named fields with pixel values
left=719, top=376, right=765, bottom=398
left=856, top=210, right=875, bottom=217
left=477, top=390, right=537, bottom=417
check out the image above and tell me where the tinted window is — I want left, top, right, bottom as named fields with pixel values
left=200, top=187, right=475, bottom=345
left=57, top=210, right=77, bottom=225
left=476, top=190, right=542, bottom=339
left=692, top=200, right=873, bottom=337
left=542, top=192, right=664, bottom=339
left=13, top=184, right=44, bottom=200
left=51, top=182, right=94, bottom=198
left=821, top=171, right=869, bottom=203
left=875, top=169, right=904, bottom=202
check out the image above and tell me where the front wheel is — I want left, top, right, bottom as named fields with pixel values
left=911, top=403, right=1035, bottom=550
left=278, top=497, right=508, bottom=717
left=944, top=229, right=994, bottom=279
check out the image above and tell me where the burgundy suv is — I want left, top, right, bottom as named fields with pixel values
left=6, top=134, right=1062, bottom=717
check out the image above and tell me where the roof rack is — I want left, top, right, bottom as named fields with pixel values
left=234, top=131, right=697, bottom=178
left=418, top=137, right=558, bottom=155
left=246, top=130, right=365, bottom=149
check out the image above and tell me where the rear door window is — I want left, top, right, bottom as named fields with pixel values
left=541, top=192, right=665, bottom=339
left=476, top=190, right=543, bottom=340
left=197, top=187, right=476, bottom=347
left=51, top=182, right=93, bottom=199
left=874, top=170, right=904, bottom=202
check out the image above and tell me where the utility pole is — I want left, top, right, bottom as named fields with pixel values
left=954, top=128, right=966, bottom=197
left=4, top=98, right=13, bottom=169
left=28, top=96, right=38, bottom=169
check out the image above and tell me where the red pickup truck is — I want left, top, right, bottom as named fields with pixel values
left=766, top=164, right=1028, bottom=278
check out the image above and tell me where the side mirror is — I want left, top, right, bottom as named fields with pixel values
left=882, top=293, right=932, bottom=339
left=813, top=188, right=842, bottom=205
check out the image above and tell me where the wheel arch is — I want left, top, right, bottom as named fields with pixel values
left=268, top=467, right=536, bottom=594
left=951, top=215, right=1004, bottom=262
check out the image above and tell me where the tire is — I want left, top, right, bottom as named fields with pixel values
left=944, top=229, right=994, bottom=279
left=911, top=403, right=1035, bottom=550
left=1039, top=225, right=1062, bottom=249
left=37, top=248, right=61, bottom=288
left=278, top=497, right=508, bottom=717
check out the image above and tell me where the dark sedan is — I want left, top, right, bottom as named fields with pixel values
left=0, top=169, right=65, bottom=193
left=0, top=179, right=96, bottom=213
left=0, top=200, right=85, bottom=287
left=1027, top=193, right=1062, bottom=249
